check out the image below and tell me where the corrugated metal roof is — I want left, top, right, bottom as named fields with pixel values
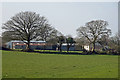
left=62, top=43, right=75, bottom=46
left=9, top=40, right=46, bottom=43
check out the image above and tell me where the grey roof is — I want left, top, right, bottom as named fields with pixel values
left=9, top=40, right=46, bottom=43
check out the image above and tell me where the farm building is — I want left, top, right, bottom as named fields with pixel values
left=83, top=43, right=103, bottom=51
left=57, top=43, right=75, bottom=51
left=6, top=40, right=76, bottom=51
left=6, top=40, right=53, bottom=50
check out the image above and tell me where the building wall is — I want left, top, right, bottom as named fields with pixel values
left=6, top=41, right=53, bottom=50
left=61, top=45, right=75, bottom=51
left=83, top=43, right=103, bottom=51
left=84, top=45, right=90, bottom=51
left=75, top=45, right=82, bottom=51
left=6, top=41, right=76, bottom=51
left=6, top=42, right=12, bottom=49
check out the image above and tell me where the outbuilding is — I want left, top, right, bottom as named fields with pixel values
left=6, top=40, right=52, bottom=50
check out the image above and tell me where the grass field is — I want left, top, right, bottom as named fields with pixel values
left=2, top=50, right=118, bottom=78
left=15, top=49, right=83, bottom=53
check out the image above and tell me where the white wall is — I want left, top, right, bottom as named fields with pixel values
left=84, top=45, right=89, bottom=51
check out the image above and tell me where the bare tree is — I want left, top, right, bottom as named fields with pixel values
left=113, top=33, right=120, bottom=46
left=2, top=11, right=49, bottom=51
left=37, top=24, right=60, bottom=41
left=97, top=35, right=109, bottom=50
left=77, top=20, right=111, bottom=52
left=74, top=37, right=89, bottom=50
left=2, top=31, right=20, bottom=44
left=35, top=24, right=62, bottom=50
left=47, top=31, right=63, bottom=45
left=109, top=33, right=120, bottom=53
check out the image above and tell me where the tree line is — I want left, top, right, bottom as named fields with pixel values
left=2, top=11, right=120, bottom=54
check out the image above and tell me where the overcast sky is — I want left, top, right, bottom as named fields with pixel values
left=1, top=2, right=118, bottom=37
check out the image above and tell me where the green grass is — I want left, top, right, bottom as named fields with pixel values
left=12, top=49, right=83, bottom=53
left=29, top=49, right=83, bottom=53
left=2, top=50, right=118, bottom=78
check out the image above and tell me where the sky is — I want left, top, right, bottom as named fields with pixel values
left=1, top=2, right=118, bottom=37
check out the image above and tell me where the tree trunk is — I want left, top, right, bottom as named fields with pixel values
left=67, top=45, right=69, bottom=52
left=26, top=41, right=31, bottom=51
left=60, top=43, right=62, bottom=52
left=92, top=42, right=95, bottom=53
left=43, top=45, right=46, bottom=50
left=67, top=44, right=71, bottom=52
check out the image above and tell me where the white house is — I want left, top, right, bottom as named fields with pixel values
left=83, top=43, right=103, bottom=51
left=84, top=45, right=90, bottom=51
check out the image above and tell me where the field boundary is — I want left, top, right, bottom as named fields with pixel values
left=14, top=50, right=119, bottom=55
left=1, top=78, right=119, bottom=80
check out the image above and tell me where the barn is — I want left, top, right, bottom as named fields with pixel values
left=6, top=40, right=52, bottom=50
left=6, top=40, right=77, bottom=51
left=83, top=43, right=103, bottom=51
left=58, top=43, right=75, bottom=51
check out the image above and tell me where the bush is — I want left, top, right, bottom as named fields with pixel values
left=1, top=47, right=12, bottom=51
left=21, top=49, right=34, bottom=52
